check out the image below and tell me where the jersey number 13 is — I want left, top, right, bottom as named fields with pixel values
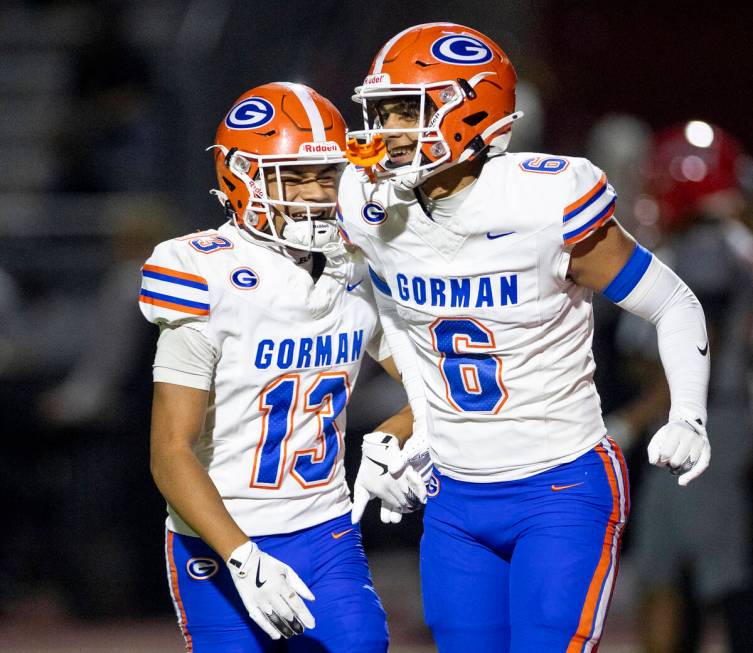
left=250, top=372, right=349, bottom=489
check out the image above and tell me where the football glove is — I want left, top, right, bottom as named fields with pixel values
left=351, top=432, right=427, bottom=524
left=226, top=540, right=315, bottom=640
left=647, top=418, right=710, bottom=486
left=379, top=448, right=435, bottom=522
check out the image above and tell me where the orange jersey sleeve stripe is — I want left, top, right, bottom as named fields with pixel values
left=143, top=264, right=207, bottom=286
left=565, top=444, right=625, bottom=653
left=139, top=293, right=210, bottom=316
left=564, top=173, right=607, bottom=215
left=166, top=531, right=193, bottom=651
left=563, top=204, right=616, bottom=246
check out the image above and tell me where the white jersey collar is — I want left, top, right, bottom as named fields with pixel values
left=405, top=179, right=479, bottom=260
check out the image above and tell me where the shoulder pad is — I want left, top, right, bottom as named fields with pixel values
left=139, top=236, right=212, bottom=327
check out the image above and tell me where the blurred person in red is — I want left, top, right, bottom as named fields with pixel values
left=608, top=121, right=753, bottom=652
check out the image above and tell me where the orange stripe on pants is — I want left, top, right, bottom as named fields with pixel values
left=607, top=435, right=631, bottom=516
left=565, top=444, right=624, bottom=653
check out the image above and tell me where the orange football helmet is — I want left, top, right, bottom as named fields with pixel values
left=211, top=82, right=347, bottom=251
left=347, top=22, right=521, bottom=189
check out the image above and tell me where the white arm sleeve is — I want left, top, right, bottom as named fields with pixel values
left=615, top=254, right=710, bottom=427
left=153, top=324, right=218, bottom=391
left=371, top=288, right=431, bottom=462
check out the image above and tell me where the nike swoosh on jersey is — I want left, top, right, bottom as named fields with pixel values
left=697, top=342, right=708, bottom=356
left=346, top=279, right=363, bottom=292
left=331, top=529, right=353, bottom=539
left=486, top=231, right=516, bottom=240
left=255, top=561, right=266, bottom=588
left=551, top=482, right=584, bottom=492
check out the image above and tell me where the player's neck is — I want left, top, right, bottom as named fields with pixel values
left=420, top=157, right=484, bottom=200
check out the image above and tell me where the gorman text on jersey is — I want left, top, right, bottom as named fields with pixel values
left=254, top=330, right=364, bottom=370
left=395, top=273, right=519, bottom=308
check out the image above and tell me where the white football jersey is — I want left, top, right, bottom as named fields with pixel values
left=140, top=222, right=384, bottom=536
left=338, top=152, right=616, bottom=482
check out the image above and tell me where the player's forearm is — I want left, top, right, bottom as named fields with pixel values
left=374, top=290, right=430, bottom=443
left=374, top=403, right=413, bottom=446
left=150, top=382, right=248, bottom=560
left=151, top=446, right=248, bottom=561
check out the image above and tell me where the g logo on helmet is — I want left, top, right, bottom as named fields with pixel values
left=186, top=557, right=219, bottom=580
left=361, top=201, right=387, bottom=225
left=431, top=35, right=493, bottom=65
left=225, top=97, right=275, bottom=130
left=231, top=267, right=260, bottom=290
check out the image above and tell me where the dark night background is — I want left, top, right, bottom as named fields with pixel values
left=0, top=1, right=751, bottom=651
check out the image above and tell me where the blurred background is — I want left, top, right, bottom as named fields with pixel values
left=1, top=1, right=752, bottom=651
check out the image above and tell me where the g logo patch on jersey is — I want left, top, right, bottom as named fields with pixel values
left=430, top=35, right=493, bottom=65
left=361, top=201, right=387, bottom=225
left=231, top=267, right=260, bottom=290
left=186, top=557, right=219, bottom=580
left=225, top=97, right=275, bottom=130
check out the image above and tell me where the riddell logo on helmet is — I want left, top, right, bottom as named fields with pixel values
left=248, top=180, right=264, bottom=199
left=299, top=141, right=341, bottom=154
left=363, top=74, right=390, bottom=87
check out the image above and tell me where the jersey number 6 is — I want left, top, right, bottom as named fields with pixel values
left=250, top=372, right=350, bottom=490
left=429, top=318, right=508, bottom=413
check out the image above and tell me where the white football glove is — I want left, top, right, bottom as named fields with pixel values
left=226, top=540, right=315, bottom=640
left=377, top=448, right=435, bottom=522
left=351, top=432, right=428, bottom=524
left=647, top=419, right=710, bottom=486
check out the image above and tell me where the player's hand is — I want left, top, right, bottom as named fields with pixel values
left=351, top=432, right=427, bottom=524
left=647, top=419, right=710, bottom=486
left=226, top=540, right=315, bottom=640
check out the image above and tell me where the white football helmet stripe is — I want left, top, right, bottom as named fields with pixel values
left=280, top=82, right=326, bottom=142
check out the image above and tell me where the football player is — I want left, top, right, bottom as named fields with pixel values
left=141, top=82, right=425, bottom=652
left=341, top=23, right=711, bottom=652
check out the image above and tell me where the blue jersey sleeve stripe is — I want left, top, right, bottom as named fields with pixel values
left=601, top=244, right=652, bottom=302
left=368, top=266, right=392, bottom=296
left=139, top=288, right=210, bottom=311
left=142, top=269, right=209, bottom=291
left=563, top=180, right=608, bottom=223
left=563, top=198, right=616, bottom=242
